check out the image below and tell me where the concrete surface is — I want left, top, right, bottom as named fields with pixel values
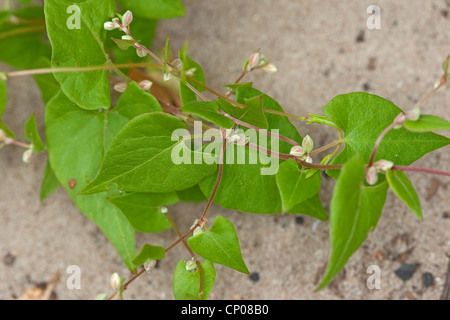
left=0, top=0, right=449, bottom=300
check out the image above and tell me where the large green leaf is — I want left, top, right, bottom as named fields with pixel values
left=44, top=0, right=115, bottom=110
left=181, top=100, right=234, bottom=129
left=199, top=87, right=302, bottom=213
left=32, top=57, right=60, bottom=104
left=40, top=159, right=61, bottom=202
left=276, top=159, right=321, bottom=212
left=81, top=112, right=217, bottom=195
left=318, top=154, right=388, bottom=290
left=188, top=216, right=249, bottom=274
left=403, top=115, right=450, bottom=133
left=173, top=259, right=216, bottom=300
left=119, top=0, right=185, bottom=19
left=218, top=96, right=269, bottom=129
left=287, top=194, right=328, bottom=221
left=45, top=89, right=161, bottom=271
left=386, top=170, right=422, bottom=220
left=323, top=93, right=450, bottom=178
left=108, top=192, right=177, bottom=233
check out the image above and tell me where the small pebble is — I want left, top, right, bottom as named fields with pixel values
left=295, top=216, right=304, bottom=225
left=422, top=272, right=434, bottom=288
left=394, top=263, right=417, bottom=281
left=249, top=272, right=260, bottom=283
left=3, top=252, right=16, bottom=266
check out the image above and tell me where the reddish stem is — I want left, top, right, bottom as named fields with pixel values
left=391, top=166, right=450, bottom=177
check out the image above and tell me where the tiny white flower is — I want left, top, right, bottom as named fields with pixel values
left=366, top=166, right=378, bottom=185
left=138, top=80, right=152, bottom=91
left=110, top=273, right=122, bottom=291
left=290, top=145, right=306, bottom=158
left=302, top=135, right=314, bottom=154
left=185, top=260, right=197, bottom=271
left=263, top=63, right=278, bottom=74
left=22, top=148, right=33, bottom=163
left=113, top=82, right=128, bottom=93
left=247, top=52, right=260, bottom=71
left=122, top=10, right=133, bottom=28
left=103, top=21, right=116, bottom=31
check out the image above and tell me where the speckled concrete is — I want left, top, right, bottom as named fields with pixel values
left=0, top=0, right=449, bottom=300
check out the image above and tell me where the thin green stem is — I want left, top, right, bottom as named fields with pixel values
left=310, top=138, right=344, bottom=156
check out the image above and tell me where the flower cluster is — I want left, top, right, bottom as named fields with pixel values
left=244, top=52, right=278, bottom=74
left=289, top=135, right=314, bottom=164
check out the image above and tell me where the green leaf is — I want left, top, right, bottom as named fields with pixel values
left=114, top=81, right=162, bottom=119
left=40, top=160, right=60, bottom=202
left=119, top=0, right=185, bottom=19
left=317, top=154, right=388, bottom=290
left=218, top=96, right=269, bottom=129
left=323, top=93, right=450, bottom=178
left=111, top=37, right=136, bottom=50
left=181, top=56, right=206, bottom=93
left=173, top=260, right=216, bottom=300
left=13, top=6, right=45, bottom=20
left=177, top=185, right=207, bottom=203
left=403, top=115, right=450, bottom=133
left=133, top=244, right=165, bottom=265
left=80, top=112, right=217, bottom=195
left=181, top=101, right=234, bottom=129
left=199, top=87, right=302, bottom=214
left=287, top=194, right=328, bottom=221
left=0, top=120, right=15, bottom=139
left=44, top=0, right=115, bottom=110
left=24, top=114, right=45, bottom=153
left=276, top=159, right=321, bottom=212
left=0, top=79, right=6, bottom=118
left=188, top=216, right=249, bottom=274
left=0, top=19, right=50, bottom=69
left=179, top=82, right=198, bottom=106
left=386, top=170, right=422, bottom=220
left=108, top=192, right=177, bottom=233
left=224, top=82, right=253, bottom=92
left=45, top=90, right=159, bottom=271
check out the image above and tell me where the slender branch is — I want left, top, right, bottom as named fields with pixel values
left=262, top=108, right=310, bottom=121
left=368, top=123, right=396, bottom=167
left=188, top=78, right=246, bottom=108
left=391, top=166, right=450, bottom=177
left=310, top=139, right=344, bottom=156
left=411, top=76, right=446, bottom=111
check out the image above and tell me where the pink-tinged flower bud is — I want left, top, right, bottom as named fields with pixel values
left=113, top=82, right=127, bottom=93
left=263, top=63, right=278, bottom=74
left=136, top=46, right=148, bottom=58
left=304, top=155, right=313, bottom=164
left=290, top=145, right=306, bottom=158
left=22, top=148, right=33, bottom=163
left=405, top=108, right=420, bottom=121
left=138, top=80, right=152, bottom=91
left=112, top=17, right=119, bottom=25
left=121, top=35, right=133, bottom=41
left=373, top=159, right=394, bottom=172
left=144, top=259, right=157, bottom=272
left=247, top=53, right=260, bottom=71
left=4, top=137, right=13, bottom=145
left=103, top=21, right=116, bottom=31
left=121, top=10, right=133, bottom=28
left=185, top=260, right=197, bottom=271
left=302, top=135, right=314, bottom=154
left=110, top=273, right=122, bottom=291
left=393, top=113, right=406, bottom=129
left=366, top=166, right=378, bottom=185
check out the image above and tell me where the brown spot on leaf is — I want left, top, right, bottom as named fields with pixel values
left=68, top=179, right=76, bottom=189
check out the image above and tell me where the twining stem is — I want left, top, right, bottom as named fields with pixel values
left=368, top=123, right=396, bottom=167
left=411, top=76, right=446, bottom=111
left=310, top=138, right=344, bottom=156
left=5, top=62, right=163, bottom=78
left=391, top=166, right=450, bottom=177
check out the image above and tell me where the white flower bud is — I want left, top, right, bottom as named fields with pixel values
left=159, top=206, right=168, bottom=214
left=4, top=137, right=13, bottom=145
left=405, top=108, right=420, bottom=121
left=304, top=155, right=313, bottom=164
left=302, top=135, right=314, bottom=154
left=185, top=260, right=197, bottom=271
left=172, top=59, right=183, bottom=70
left=290, top=145, right=306, bottom=158
left=22, top=148, right=33, bottom=163
left=136, top=46, right=148, bottom=58
left=373, top=159, right=394, bottom=172
left=365, top=166, right=378, bottom=185
left=110, top=273, right=122, bottom=291
left=163, top=71, right=173, bottom=82
left=247, top=53, right=260, bottom=71
left=138, top=80, right=152, bottom=91
left=121, top=35, right=133, bottom=41
left=103, top=21, right=116, bottom=31
left=144, top=259, right=157, bottom=272
left=122, top=10, right=133, bottom=28
left=113, top=82, right=128, bottom=93
left=263, top=63, right=278, bottom=74
left=185, top=68, right=197, bottom=77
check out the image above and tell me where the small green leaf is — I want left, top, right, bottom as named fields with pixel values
left=181, top=56, right=206, bottom=93
left=44, top=0, right=115, bottom=110
left=182, top=101, right=234, bottom=129
left=111, top=37, right=136, bottom=50
left=80, top=113, right=217, bottom=195
left=119, top=0, right=185, bottom=19
left=386, top=170, right=422, bottom=220
left=287, top=194, right=328, bottom=221
left=403, top=115, right=450, bottom=133
left=133, top=244, right=165, bottom=265
left=114, top=81, right=162, bottom=119
left=188, top=216, right=249, bottom=274
left=40, top=160, right=60, bottom=202
left=0, top=79, right=6, bottom=118
left=318, top=154, right=388, bottom=290
left=24, top=114, right=45, bottom=153
left=218, top=96, right=268, bottom=129
left=224, top=82, right=253, bottom=91
left=173, top=260, right=216, bottom=300
left=276, top=159, right=321, bottom=212
left=323, top=93, right=450, bottom=178
left=108, top=192, right=177, bottom=233
left=179, top=82, right=198, bottom=106
left=0, top=120, right=15, bottom=139
left=177, top=185, right=207, bottom=203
